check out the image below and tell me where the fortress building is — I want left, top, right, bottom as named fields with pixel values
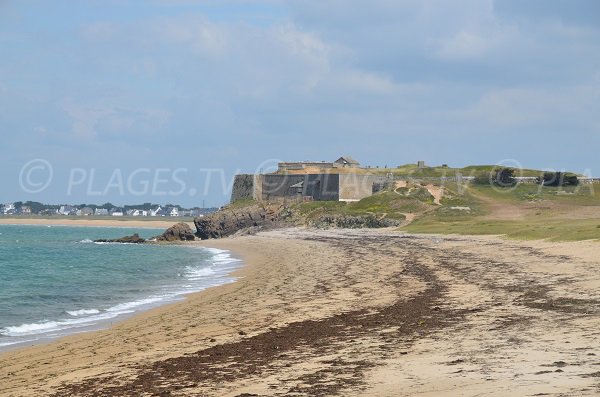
left=231, top=157, right=386, bottom=203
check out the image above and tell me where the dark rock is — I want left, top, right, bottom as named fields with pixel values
left=194, top=203, right=286, bottom=240
left=94, top=233, right=145, bottom=244
left=193, top=201, right=404, bottom=240
left=153, top=222, right=196, bottom=242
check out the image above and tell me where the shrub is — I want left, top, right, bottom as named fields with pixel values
left=473, top=168, right=516, bottom=187
left=537, top=172, right=579, bottom=187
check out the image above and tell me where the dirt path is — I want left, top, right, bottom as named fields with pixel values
left=425, top=184, right=444, bottom=205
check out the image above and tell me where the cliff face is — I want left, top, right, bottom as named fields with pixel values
left=194, top=203, right=289, bottom=240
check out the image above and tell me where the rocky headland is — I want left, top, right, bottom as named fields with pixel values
left=192, top=201, right=402, bottom=240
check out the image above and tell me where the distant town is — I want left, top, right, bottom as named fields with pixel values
left=0, top=202, right=218, bottom=218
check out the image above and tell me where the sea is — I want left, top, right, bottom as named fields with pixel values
left=0, top=224, right=241, bottom=351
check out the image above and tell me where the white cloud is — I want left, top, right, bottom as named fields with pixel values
left=62, top=102, right=169, bottom=142
left=435, top=30, right=491, bottom=60
left=458, top=85, right=600, bottom=128
left=157, top=16, right=228, bottom=55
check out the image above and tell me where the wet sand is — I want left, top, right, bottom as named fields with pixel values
left=1, top=228, right=600, bottom=396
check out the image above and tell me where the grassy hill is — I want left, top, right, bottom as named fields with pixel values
left=276, top=163, right=558, bottom=179
left=404, top=182, right=600, bottom=241
left=231, top=164, right=600, bottom=242
left=292, top=178, right=600, bottom=241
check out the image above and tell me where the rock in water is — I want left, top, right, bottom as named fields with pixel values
left=153, top=222, right=196, bottom=242
left=94, top=233, right=145, bottom=244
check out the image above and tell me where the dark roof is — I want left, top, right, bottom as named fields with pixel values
left=335, top=156, right=360, bottom=165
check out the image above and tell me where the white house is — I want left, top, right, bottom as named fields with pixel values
left=150, top=206, right=163, bottom=217
left=59, top=205, right=77, bottom=215
left=3, top=203, right=15, bottom=215
left=130, top=209, right=148, bottom=217
left=169, top=207, right=179, bottom=217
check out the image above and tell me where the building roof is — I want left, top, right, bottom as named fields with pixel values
left=335, top=156, right=360, bottom=165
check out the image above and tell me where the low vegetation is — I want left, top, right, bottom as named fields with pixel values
left=291, top=186, right=437, bottom=224
left=228, top=164, right=600, bottom=241
left=406, top=183, right=600, bottom=241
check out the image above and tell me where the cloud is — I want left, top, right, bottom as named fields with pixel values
left=1, top=1, right=599, bottom=204
left=62, top=102, right=170, bottom=142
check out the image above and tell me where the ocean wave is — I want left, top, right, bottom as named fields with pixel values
left=0, top=310, right=124, bottom=337
left=0, top=338, right=37, bottom=348
left=184, top=266, right=216, bottom=280
left=78, top=239, right=93, bottom=243
left=106, top=296, right=168, bottom=313
left=1, top=321, right=63, bottom=335
left=0, top=298, right=166, bottom=338
left=0, top=246, right=243, bottom=343
left=66, top=309, right=101, bottom=317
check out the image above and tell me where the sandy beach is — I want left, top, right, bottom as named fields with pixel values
left=1, top=228, right=600, bottom=396
left=0, top=217, right=194, bottom=229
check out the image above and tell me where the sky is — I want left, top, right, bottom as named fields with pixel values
left=1, top=0, right=599, bottom=207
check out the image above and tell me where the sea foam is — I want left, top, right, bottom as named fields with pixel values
left=66, top=309, right=101, bottom=317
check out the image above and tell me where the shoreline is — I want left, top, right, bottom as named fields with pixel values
left=0, top=244, right=243, bottom=355
left=0, top=217, right=194, bottom=229
left=2, top=228, right=600, bottom=396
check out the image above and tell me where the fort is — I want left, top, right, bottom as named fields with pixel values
left=231, top=157, right=388, bottom=203
left=230, top=157, right=600, bottom=204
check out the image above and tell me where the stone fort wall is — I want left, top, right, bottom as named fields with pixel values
left=230, top=174, right=385, bottom=203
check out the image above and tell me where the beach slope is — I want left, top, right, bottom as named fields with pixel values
left=1, top=228, right=600, bottom=396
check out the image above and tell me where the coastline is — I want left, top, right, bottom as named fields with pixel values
left=0, top=217, right=194, bottom=229
left=0, top=244, right=242, bottom=354
left=2, top=228, right=600, bottom=396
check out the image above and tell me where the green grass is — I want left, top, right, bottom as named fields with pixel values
left=460, top=165, right=548, bottom=178
left=370, top=164, right=552, bottom=179
left=371, top=164, right=459, bottom=178
left=404, top=183, right=600, bottom=241
left=346, top=192, right=417, bottom=219
left=405, top=216, right=600, bottom=241
left=293, top=189, right=437, bottom=221
left=229, top=175, right=600, bottom=242
left=468, top=184, right=600, bottom=206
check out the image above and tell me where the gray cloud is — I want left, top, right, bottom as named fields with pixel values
left=0, top=1, right=598, bottom=205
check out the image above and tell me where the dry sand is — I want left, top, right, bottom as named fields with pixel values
left=1, top=228, right=600, bottom=396
left=0, top=217, right=193, bottom=229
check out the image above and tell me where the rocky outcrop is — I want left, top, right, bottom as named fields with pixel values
left=193, top=200, right=404, bottom=240
left=94, top=233, right=145, bottom=244
left=194, top=203, right=288, bottom=240
left=153, top=222, right=196, bottom=242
